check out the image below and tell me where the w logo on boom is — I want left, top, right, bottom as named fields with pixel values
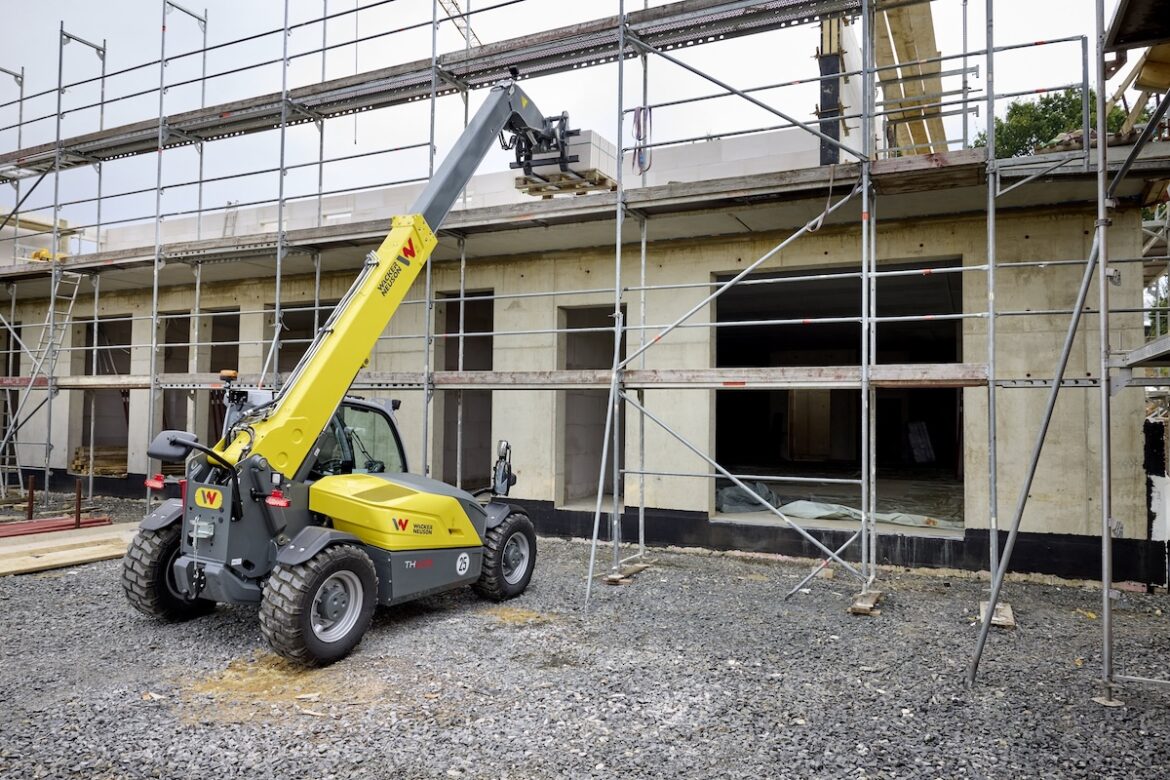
left=397, top=239, right=416, bottom=267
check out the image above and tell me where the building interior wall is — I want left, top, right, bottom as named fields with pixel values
left=559, top=305, right=626, bottom=505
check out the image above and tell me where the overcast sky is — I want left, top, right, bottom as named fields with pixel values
left=0, top=0, right=1125, bottom=241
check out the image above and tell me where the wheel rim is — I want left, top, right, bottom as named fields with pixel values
left=501, top=532, right=531, bottom=585
left=311, top=570, right=364, bottom=643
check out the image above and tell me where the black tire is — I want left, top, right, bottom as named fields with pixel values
left=122, top=525, right=216, bottom=621
left=473, top=512, right=537, bottom=601
left=259, top=544, right=378, bottom=666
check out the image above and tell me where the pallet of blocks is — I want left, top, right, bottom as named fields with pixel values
left=515, top=130, right=618, bottom=197
left=69, top=445, right=128, bottom=477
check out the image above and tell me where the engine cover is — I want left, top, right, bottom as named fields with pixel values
left=309, top=472, right=487, bottom=552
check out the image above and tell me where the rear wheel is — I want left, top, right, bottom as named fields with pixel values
left=259, top=544, right=378, bottom=665
left=474, top=512, right=537, bottom=601
left=122, top=525, right=216, bottom=621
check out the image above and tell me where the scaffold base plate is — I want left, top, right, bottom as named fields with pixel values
left=1091, top=695, right=1125, bottom=708
left=979, top=600, right=1017, bottom=629
left=849, top=590, right=882, bottom=616
left=604, top=561, right=654, bottom=586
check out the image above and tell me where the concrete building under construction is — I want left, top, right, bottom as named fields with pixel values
left=2, top=0, right=1170, bottom=603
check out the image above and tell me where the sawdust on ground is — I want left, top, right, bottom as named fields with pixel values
left=178, top=651, right=386, bottom=724
left=481, top=604, right=555, bottom=625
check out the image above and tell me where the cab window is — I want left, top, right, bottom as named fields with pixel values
left=337, top=404, right=406, bottom=474
left=309, top=403, right=406, bottom=478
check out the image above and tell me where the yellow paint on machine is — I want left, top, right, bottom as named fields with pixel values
left=309, top=473, right=482, bottom=551
left=214, top=215, right=438, bottom=476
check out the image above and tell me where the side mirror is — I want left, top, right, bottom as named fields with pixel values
left=147, top=430, right=199, bottom=462
left=493, top=440, right=514, bottom=496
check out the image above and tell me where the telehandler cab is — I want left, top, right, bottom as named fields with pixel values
left=122, top=79, right=575, bottom=664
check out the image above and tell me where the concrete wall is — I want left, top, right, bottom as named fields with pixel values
left=8, top=207, right=1148, bottom=541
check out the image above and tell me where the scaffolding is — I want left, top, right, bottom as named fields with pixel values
left=1, top=0, right=1169, bottom=700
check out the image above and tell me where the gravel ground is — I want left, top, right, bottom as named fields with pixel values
left=2, top=520, right=1170, bottom=779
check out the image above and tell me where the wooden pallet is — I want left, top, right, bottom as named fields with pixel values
left=0, top=524, right=135, bottom=576
left=514, top=167, right=617, bottom=197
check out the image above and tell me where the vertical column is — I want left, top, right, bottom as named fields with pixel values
left=261, top=0, right=292, bottom=387
left=636, top=0, right=649, bottom=559
left=419, top=0, right=441, bottom=476
left=985, top=0, right=1000, bottom=576
left=456, top=237, right=466, bottom=488
left=454, top=1, right=473, bottom=490
left=961, top=0, right=969, bottom=147
left=1, top=66, right=25, bottom=264
left=586, top=3, right=629, bottom=601
left=4, top=282, right=17, bottom=498
left=95, top=42, right=106, bottom=254
left=195, top=11, right=207, bottom=239
left=317, top=0, right=327, bottom=227
left=858, top=0, right=873, bottom=586
left=1094, top=0, right=1115, bottom=698
left=44, top=22, right=67, bottom=497
left=87, top=275, right=100, bottom=497
left=610, top=0, right=628, bottom=573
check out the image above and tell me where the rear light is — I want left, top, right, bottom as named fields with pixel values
left=265, top=489, right=291, bottom=508
left=144, top=474, right=166, bottom=490
left=179, top=478, right=188, bottom=503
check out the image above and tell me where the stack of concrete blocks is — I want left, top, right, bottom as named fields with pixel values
left=529, top=129, right=619, bottom=186
left=631, top=128, right=819, bottom=186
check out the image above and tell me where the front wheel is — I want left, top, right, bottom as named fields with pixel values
left=259, top=544, right=378, bottom=665
left=122, top=525, right=216, bottom=621
left=473, top=512, right=537, bottom=601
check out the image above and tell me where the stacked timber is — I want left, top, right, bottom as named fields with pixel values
left=70, top=446, right=128, bottom=477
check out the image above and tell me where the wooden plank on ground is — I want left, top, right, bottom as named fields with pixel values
left=0, top=542, right=129, bottom=576
left=979, top=600, right=1017, bottom=629
left=0, top=524, right=135, bottom=576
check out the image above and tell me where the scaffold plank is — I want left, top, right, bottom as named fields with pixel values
left=22, top=363, right=988, bottom=392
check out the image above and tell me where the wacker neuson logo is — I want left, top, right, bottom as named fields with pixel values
left=376, top=238, right=417, bottom=296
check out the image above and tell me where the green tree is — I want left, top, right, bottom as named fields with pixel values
left=973, top=88, right=1131, bottom=158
